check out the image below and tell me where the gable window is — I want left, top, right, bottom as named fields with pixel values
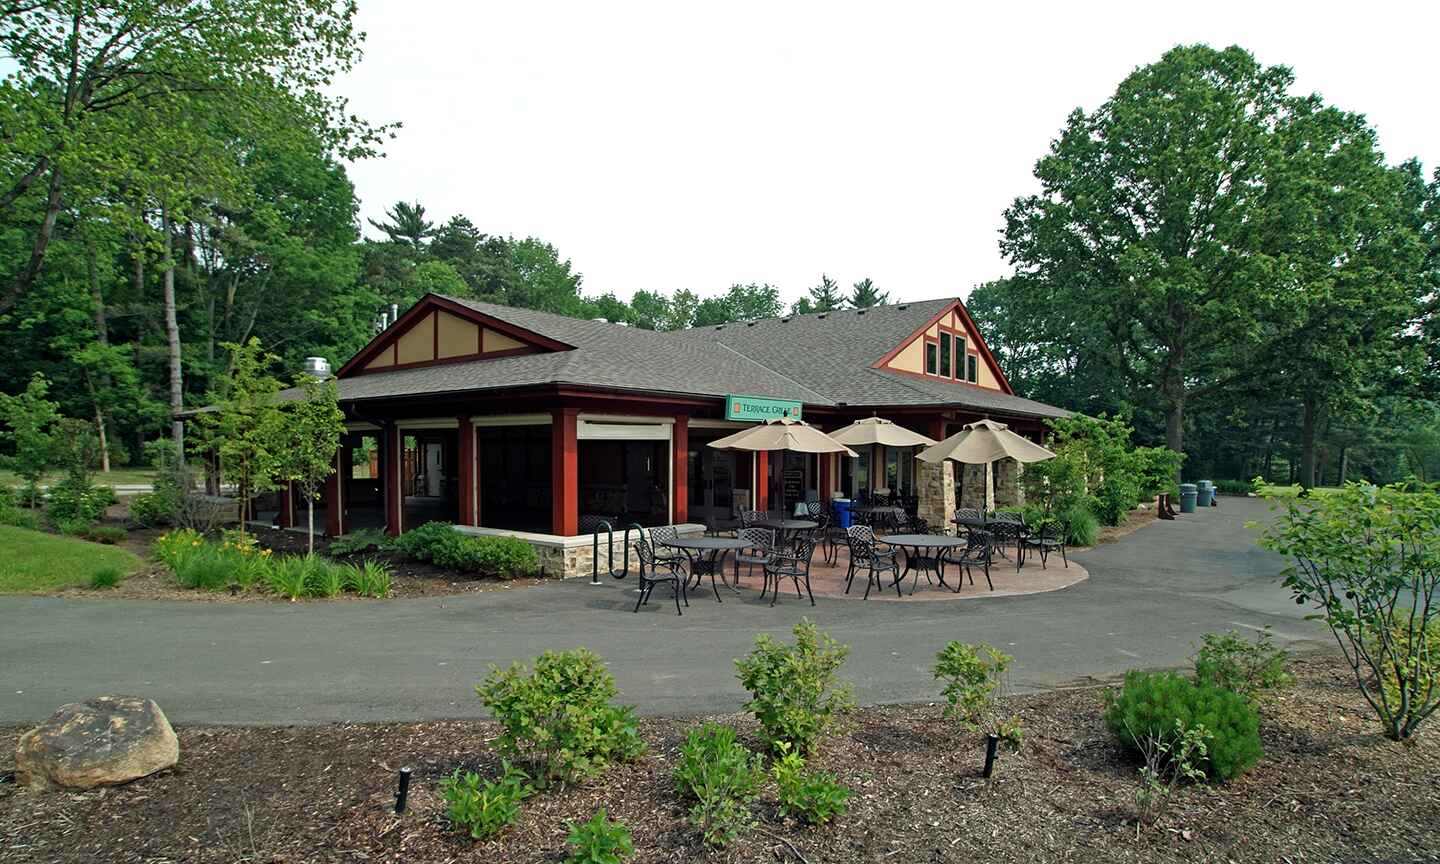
left=966, top=354, right=978, bottom=383
left=939, top=333, right=951, bottom=377
left=925, top=341, right=937, bottom=375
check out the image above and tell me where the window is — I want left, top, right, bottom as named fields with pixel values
left=967, top=354, right=978, bottom=383
left=925, top=341, right=937, bottom=375
left=939, top=333, right=951, bottom=377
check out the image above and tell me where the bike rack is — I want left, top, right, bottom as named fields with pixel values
left=589, top=521, right=644, bottom=584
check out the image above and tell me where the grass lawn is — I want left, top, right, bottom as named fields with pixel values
left=0, top=467, right=157, bottom=488
left=0, top=524, right=141, bottom=592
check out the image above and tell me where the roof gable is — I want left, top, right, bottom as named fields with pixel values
left=871, top=299, right=1013, bottom=394
left=336, top=294, right=573, bottom=378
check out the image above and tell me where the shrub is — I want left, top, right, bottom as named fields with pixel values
left=266, top=555, right=313, bottom=599
left=343, top=559, right=392, bottom=598
left=46, top=480, right=113, bottom=524
left=476, top=648, right=645, bottom=785
left=672, top=723, right=764, bottom=847
left=565, top=809, right=634, bottom=864
left=439, top=761, right=533, bottom=840
left=152, top=529, right=205, bottom=570
left=734, top=618, right=853, bottom=755
left=89, top=566, right=124, bottom=590
left=393, top=522, right=539, bottom=577
left=933, top=641, right=1012, bottom=732
left=128, top=492, right=175, bottom=528
left=174, top=544, right=242, bottom=590
left=1061, top=504, right=1099, bottom=547
left=303, top=556, right=343, bottom=598
left=1104, top=670, right=1261, bottom=782
left=0, top=503, right=41, bottom=530
left=1192, top=628, right=1293, bottom=705
left=54, top=517, right=93, bottom=537
left=1213, top=478, right=1251, bottom=495
left=770, top=742, right=851, bottom=826
left=1260, top=483, right=1440, bottom=740
left=85, top=525, right=127, bottom=545
left=1132, top=718, right=1212, bottom=828
left=327, top=527, right=390, bottom=556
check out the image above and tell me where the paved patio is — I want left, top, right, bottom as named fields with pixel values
left=0, top=496, right=1321, bottom=726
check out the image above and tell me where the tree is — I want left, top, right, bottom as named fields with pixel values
left=0, top=0, right=386, bottom=312
left=0, top=372, right=60, bottom=506
left=198, top=339, right=284, bottom=537
left=694, top=283, right=783, bottom=326
left=274, top=373, right=345, bottom=555
left=849, top=277, right=887, bottom=308
left=1002, top=45, right=1298, bottom=462
left=792, top=274, right=846, bottom=314
left=367, top=201, right=434, bottom=252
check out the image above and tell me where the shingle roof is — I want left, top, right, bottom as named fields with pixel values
left=329, top=294, right=1068, bottom=420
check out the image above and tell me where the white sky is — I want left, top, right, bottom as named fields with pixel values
left=337, top=1, right=1440, bottom=307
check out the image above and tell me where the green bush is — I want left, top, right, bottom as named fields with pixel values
left=152, top=529, right=204, bottom=570
left=89, top=566, right=124, bottom=590
left=327, top=527, right=390, bottom=556
left=46, top=480, right=113, bottom=524
left=1213, top=478, right=1251, bottom=495
left=1061, top=504, right=1099, bottom=547
left=770, top=743, right=851, bottom=826
left=304, top=556, right=343, bottom=598
left=54, top=517, right=93, bottom=537
left=439, top=761, right=533, bottom=840
left=476, top=648, right=646, bottom=785
left=128, top=492, right=175, bottom=528
left=1192, top=628, right=1293, bottom=705
left=565, top=808, right=634, bottom=864
left=393, top=522, right=539, bottom=578
left=1104, top=670, right=1262, bottom=782
left=0, top=490, right=41, bottom=530
left=734, top=618, right=854, bottom=756
left=672, top=723, right=764, bottom=847
left=933, top=641, right=1012, bottom=731
left=343, top=559, right=392, bottom=598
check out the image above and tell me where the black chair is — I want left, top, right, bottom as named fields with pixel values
left=739, top=509, right=766, bottom=529
left=900, top=512, right=931, bottom=535
left=647, top=525, right=689, bottom=572
left=733, top=527, right=776, bottom=586
left=942, top=529, right=995, bottom=591
left=633, top=535, right=687, bottom=615
left=819, top=502, right=849, bottom=566
left=987, top=511, right=1026, bottom=562
left=763, top=535, right=819, bottom=607
left=845, top=525, right=900, bottom=599
left=1020, top=518, right=1068, bottom=569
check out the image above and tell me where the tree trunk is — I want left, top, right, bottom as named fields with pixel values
left=1165, top=403, right=1185, bottom=481
left=162, top=209, right=185, bottom=458
left=2, top=161, right=63, bottom=313
left=93, top=403, right=110, bottom=474
left=308, top=497, right=315, bottom=556
left=1338, top=446, right=1349, bottom=485
left=86, top=240, right=112, bottom=472
left=1299, top=397, right=1318, bottom=490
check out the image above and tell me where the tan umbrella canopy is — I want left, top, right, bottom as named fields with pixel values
left=707, top=417, right=859, bottom=457
left=829, top=417, right=936, bottom=449
left=917, top=418, right=1055, bottom=465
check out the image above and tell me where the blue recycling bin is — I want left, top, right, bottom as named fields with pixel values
left=832, top=498, right=853, bottom=529
left=1179, top=483, right=1198, bottom=514
left=1196, top=480, right=1214, bottom=508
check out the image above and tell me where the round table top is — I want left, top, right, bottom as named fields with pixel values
left=882, top=533, right=971, bottom=548
left=660, top=536, right=750, bottom=551
left=754, top=518, right=818, bottom=531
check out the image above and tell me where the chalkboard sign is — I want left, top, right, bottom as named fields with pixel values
left=782, top=468, right=804, bottom=508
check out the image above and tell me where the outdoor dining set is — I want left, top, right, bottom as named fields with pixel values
left=610, top=414, right=1071, bottom=616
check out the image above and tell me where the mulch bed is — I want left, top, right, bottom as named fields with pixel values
left=3, top=654, right=1437, bottom=863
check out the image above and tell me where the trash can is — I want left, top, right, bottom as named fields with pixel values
left=1196, top=480, right=1214, bottom=508
left=832, top=498, right=852, bottom=529
left=1179, top=483, right=1198, bottom=514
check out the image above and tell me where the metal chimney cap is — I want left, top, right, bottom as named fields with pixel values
left=303, top=357, right=332, bottom=377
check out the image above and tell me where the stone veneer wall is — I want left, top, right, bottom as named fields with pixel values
left=959, top=463, right=993, bottom=510
left=454, top=523, right=707, bottom=580
left=993, top=459, right=1024, bottom=508
left=915, top=459, right=955, bottom=532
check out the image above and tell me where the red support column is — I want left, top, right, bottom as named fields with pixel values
left=672, top=416, right=689, bottom=525
left=551, top=408, right=578, bottom=536
left=755, top=450, right=769, bottom=514
left=324, top=448, right=343, bottom=537
left=819, top=453, right=832, bottom=503
left=384, top=425, right=402, bottom=537
left=277, top=480, right=295, bottom=528
left=457, top=416, right=477, bottom=526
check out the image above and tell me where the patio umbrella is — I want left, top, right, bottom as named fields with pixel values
left=916, top=418, right=1055, bottom=465
left=828, top=416, right=936, bottom=449
left=707, top=416, right=858, bottom=457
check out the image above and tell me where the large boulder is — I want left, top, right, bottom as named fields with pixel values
left=15, top=696, right=179, bottom=791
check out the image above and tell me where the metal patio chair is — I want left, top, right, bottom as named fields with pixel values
left=733, top=527, right=776, bottom=587
left=633, top=534, right=687, bottom=615
left=1019, top=518, right=1069, bottom=570
left=763, top=535, right=819, bottom=607
left=845, top=524, right=901, bottom=600
left=739, top=509, right=766, bottom=529
left=647, top=524, right=690, bottom=573
left=941, top=529, right=995, bottom=591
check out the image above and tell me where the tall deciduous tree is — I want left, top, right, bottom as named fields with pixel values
left=198, top=338, right=284, bottom=537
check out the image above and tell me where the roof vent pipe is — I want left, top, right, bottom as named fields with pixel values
left=377, top=311, right=389, bottom=331
left=390, top=303, right=399, bottom=326
left=303, top=357, right=332, bottom=378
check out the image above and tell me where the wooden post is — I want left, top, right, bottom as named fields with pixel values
left=457, top=416, right=476, bottom=526
left=755, top=450, right=769, bottom=514
left=384, top=425, right=402, bottom=537
left=551, top=408, right=578, bottom=536
left=324, top=447, right=344, bottom=537
left=277, top=480, right=295, bottom=528
left=672, top=415, right=688, bottom=525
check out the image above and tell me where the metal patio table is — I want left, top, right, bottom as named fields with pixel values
left=853, top=505, right=905, bottom=531
left=881, top=533, right=972, bottom=595
left=659, top=536, right=749, bottom=602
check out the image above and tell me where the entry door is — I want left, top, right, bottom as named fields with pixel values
left=424, top=442, right=444, bottom=496
left=692, top=448, right=734, bottom=525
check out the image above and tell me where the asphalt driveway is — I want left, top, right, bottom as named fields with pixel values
left=0, top=496, right=1322, bottom=725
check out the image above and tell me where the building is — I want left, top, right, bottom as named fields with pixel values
left=278, top=293, right=1068, bottom=576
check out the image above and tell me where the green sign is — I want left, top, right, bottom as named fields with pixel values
left=724, top=394, right=802, bottom=422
